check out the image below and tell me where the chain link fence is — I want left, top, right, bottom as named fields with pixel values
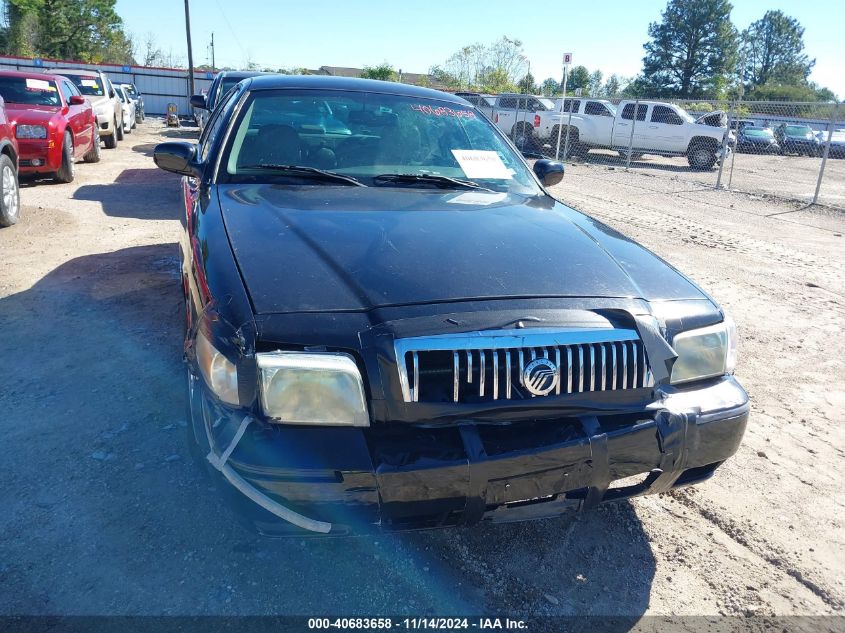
left=471, top=92, right=844, bottom=209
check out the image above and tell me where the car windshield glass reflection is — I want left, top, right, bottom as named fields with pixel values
left=221, top=89, right=541, bottom=195
left=65, top=75, right=104, bottom=97
left=0, top=76, right=61, bottom=106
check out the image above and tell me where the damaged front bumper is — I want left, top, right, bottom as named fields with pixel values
left=192, top=374, right=748, bottom=536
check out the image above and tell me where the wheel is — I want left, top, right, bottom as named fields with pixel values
left=83, top=129, right=101, bottom=163
left=512, top=122, right=539, bottom=153
left=0, top=154, right=20, bottom=227
left=548, top=126, right=582, bottom=159
left=103, top=129, right=117, bottom=149
left=54, top=132, right=75, bottom=183
left=687, top=142, right=717, bottom=169
left=115, top=117, right=124, bottom=141
left=139, top=109, right=145, bottom=123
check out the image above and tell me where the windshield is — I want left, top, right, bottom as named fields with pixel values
left=538, top=98, right=555, bottom=110
left=221, top=89, right=542, bottom=195
left=123, top=84, right=137, bottom=96
left=117, top=88, right=127, bottom=103
left=744, top=128, right=773, bottom=138
left=64, top=74, right=104, bottom=97
left=786, top=125, right=812, bottom=136
left=0, top=76, right=61, bottom=106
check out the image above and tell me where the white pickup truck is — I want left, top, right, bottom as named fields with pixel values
left=526, top=98, right=730, bottom=169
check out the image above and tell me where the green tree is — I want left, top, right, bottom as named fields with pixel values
left=517, top=71, right=536, bottom=94
left=540, top=77, right=559, bottom=96
left=587, top=70, right=603, bottom=96
left=566, top=65, right=590, bottom=93
left=740, top=11, right=814, bottom=88
left=361, top=62, right=396, bottom=81
left=478, top=67, right=515, bottom=93
left=641, top=0, right=737, bottom=97
left=604, top=74, right=624, bottom=96
left=2, top=0, right=134, bottom=63
left=432, top=36, right=527, bottom=91
left=746, top=82, right=837, bottom=103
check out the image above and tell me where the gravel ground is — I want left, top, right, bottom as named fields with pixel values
left=553, top=148, right=845, bottom=210
left=0, top=120, right=843, bottom=621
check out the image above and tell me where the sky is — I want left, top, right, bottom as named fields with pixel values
left=115, top=0, right=845, bottom=98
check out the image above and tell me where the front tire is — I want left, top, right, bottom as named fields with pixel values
left=54, top=132, right=75, bottom=183
left=115, top=117, right=124, bottom=141
left=0, top=154, right=20, bottom=227
left=687, top=142, right=717, bottom=169
left=103, top=129, right=117, bottom=149
left=83, top=130, right=101, bottom=163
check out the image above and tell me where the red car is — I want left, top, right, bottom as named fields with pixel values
left=0, top=70, right=100, bottom=184
left=0, top=96, right=20, bottom=227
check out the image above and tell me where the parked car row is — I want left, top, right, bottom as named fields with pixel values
left=455, top=91, right=842, bottom=164
left=0, top=68, right=145, bottom=227
left=192, top=70, right=269, bottom=132
left=458, top=93, right=732, bottom=170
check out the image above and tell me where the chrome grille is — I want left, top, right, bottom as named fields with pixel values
left=395, top=328, right=653, bottom=404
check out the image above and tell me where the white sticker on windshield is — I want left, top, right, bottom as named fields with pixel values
left=451, top=150, right=513, bottom=179
left=81, top=79, right=98, bottom=87
left=25, top=78, right=52, bottom=91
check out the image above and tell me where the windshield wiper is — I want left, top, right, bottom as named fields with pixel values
left=239, top=164, right=366, bottom=187
left=373, top=173, right=494, bottom=192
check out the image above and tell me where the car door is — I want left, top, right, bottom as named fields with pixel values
left=582, top=100, right=614, bottom=145
left=59, top=80, right=86, bottom=157
left=648, top=104, right=686, bottom=152
left=612, top=103, right=647, bottom=149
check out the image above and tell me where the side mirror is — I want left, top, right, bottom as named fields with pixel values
left=190, top=94, right=208, bottom=110
left=68, top=95, right=85, bottom=106
left=154, top=142, right=199, bottom=176
left=533, top=159, right=564, bottom=186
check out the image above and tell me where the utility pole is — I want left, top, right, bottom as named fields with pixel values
left=184, top=0, right=195, bottom=98
left=210, top=32, right=215, bottom=73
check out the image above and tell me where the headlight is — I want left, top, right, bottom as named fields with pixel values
left=16, top=125, right=47, bottom=139
left=256, top=352, right=369, bottom=426
left=195, top=330, right=239, bottom=405
left=670, top=318, right=737, bottom=385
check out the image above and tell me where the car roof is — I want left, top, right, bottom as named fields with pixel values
left=246, top=75, right=466, bottom=104
left=0, top=69, right=64, bottom=82
left=48, top=68, right=101, bottom=77
left=218, top=71, right=271, bottom=80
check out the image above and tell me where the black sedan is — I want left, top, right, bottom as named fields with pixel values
left=736, top=127, right=780, bottom=154
left=154, top=76, right=748, bottom=536
left=774, top=123, right=821, bottom=156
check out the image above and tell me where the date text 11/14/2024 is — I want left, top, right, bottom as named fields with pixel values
left=307, top=617, right=528, bottom=630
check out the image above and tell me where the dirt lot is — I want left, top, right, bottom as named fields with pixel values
left=553, top=147, right=845, bottom=210
left=0, top=119, right=843, bottom=622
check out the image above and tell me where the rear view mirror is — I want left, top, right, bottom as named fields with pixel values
left=68, top=95, right=85, bottom=106
left=154, top=142, right=199, bottom=177
left=190, top=94, right=208, bottom=110
left=533, top=159, right=564, bottom=186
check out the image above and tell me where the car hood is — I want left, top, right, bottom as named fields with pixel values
left=5, top=104, right=61, bottom=124
left=218, top=185, right=708, bottom=314
left=695, top=110, right=726, bottom=127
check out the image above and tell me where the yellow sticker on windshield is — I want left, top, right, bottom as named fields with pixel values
left=451, top=150, right=513, bottom=179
